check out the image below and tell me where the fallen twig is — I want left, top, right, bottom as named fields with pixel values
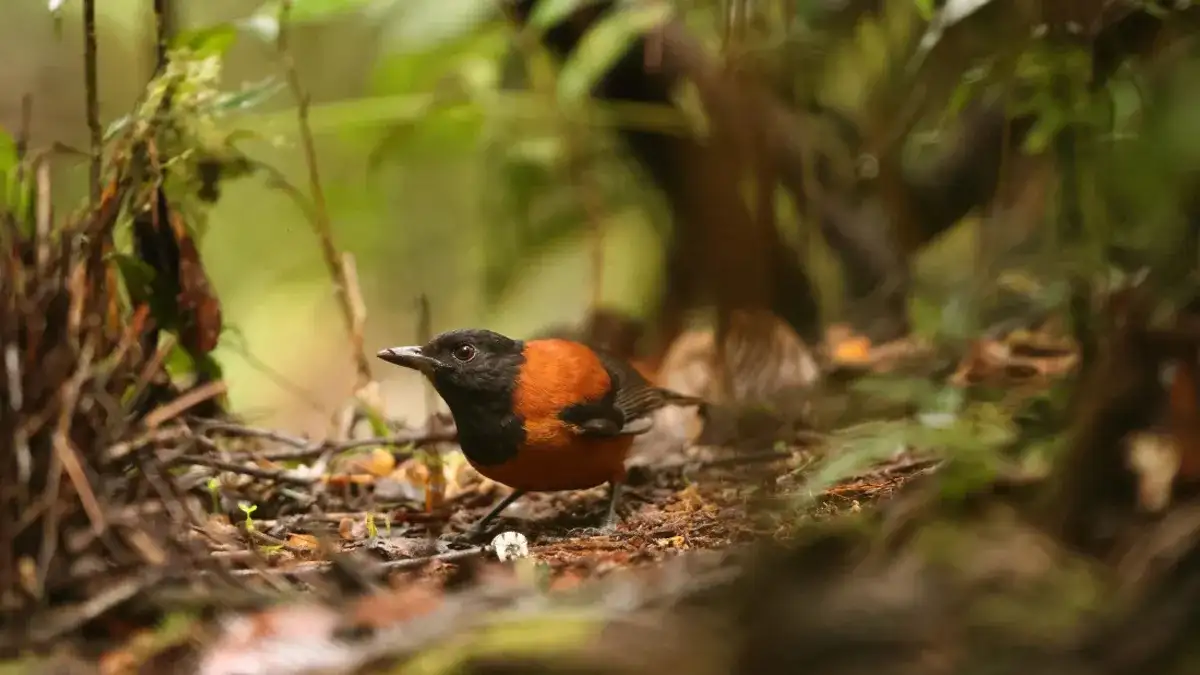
left=197, top=419, right=457, bottom=461
left=143, top=380, right=229, bottom=429
left=380, top=547, right=487, bottom=569
left=170, top=455, right=318, bottom=486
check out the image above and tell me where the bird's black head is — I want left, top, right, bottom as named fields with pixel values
left=376, top=328, right=525, bottom=405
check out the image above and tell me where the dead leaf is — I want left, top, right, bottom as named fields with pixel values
left=344, top=448, right=396, bottom=477
left=287, top=534, right=319, bottom=550
left=338, top=518, right=365, bottom=541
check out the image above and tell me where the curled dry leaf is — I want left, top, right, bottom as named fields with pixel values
left=338, top=448, right=396, bottom=478
left=392, top=451, right=484, bottom=503
left=169, top=207, right=222, bottom=356
left=338, top=517, right=366, bottom=541
left=286, top=533, right=319, bottom=551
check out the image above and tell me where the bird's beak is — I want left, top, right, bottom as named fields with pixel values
left=376, top=346, right=439, bottom=375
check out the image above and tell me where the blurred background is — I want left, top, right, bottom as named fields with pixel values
left=3, top=0, right=1198, bottom=439
left=2, top=0, right=676, bottom=433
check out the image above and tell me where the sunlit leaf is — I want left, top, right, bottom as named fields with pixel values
left=173, top=23, right=239, bottom=57
left=0, top=128, right=17, bottom=179
left=1023, top=108, right=1063, bottom=154
left=557, top=2, right=672, bottom=104
left=237, top=14, right=281, bottom=42
left=529, top=0, right=598, bottom=31
left=913, top=0, right=996, bottom=60
left=383, top=0, right=496, bottom=54
left=912, top=0, right=935, bottom=21
left=211, top=78, right=286, bottom=113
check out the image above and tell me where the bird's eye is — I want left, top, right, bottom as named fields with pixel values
left=452, top=344, right=477, bottom=362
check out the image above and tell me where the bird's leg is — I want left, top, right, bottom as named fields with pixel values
left=466, top=489, right=526, bottom=540
left=601, top=481, right=623, bottom=531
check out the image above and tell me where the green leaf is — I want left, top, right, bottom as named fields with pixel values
left=529, top=0, right=596, bottom=31
left=913, top=0, right=934, bottom=21
left=557, top=2, right=672, bottom=104
left=0, top=128, right=17, bottom=179
left=0, top=128, right=16, bottom=163
left=112, top=253, right=158, bottom=307
left=383, top=0, right=496, bottom=53
left=256, top=0, right=392, bottom=24
left=211, top=78, right=285, bottom=114
left=173, top=23, right=239, bottom=57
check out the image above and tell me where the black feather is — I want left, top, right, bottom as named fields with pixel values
left=559, top=350, right=704, bottom=437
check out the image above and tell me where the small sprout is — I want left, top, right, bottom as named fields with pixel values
left=491, top=531, right=529, bottom=562
left=365, top=512, right=377, bottom=539
left=383, top=512, right=392, bottom=536
left=206, top=477, right=221, bottom=514
left=238, top=502, right=257, bottom=531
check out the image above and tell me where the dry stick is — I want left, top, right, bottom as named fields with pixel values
left=142, top=379, right=229, bottom=428
left=52, top=343, right=107, bottom=536
left=83, top=0, right=101, bottom=205
left=195, top=419, right=455, bottom=461
left=170, top=455, right=319, bottom=487
left=224, top=546, right=489, bottom=577
left=276, top=0, right=373, bottom=387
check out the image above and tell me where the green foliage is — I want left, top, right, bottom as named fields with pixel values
left=0, top=128, right=27, bottom=235
left=238, top=502, right=258, bottom=530
left=257, top=0, right=396, bottom=24
left=556, top=2, right=672, bottom=104
left=172, top=23, right=240, bottom=58
left=206, top=478, right=221, bottom=514
left=529, top=0, right=598, bottom=33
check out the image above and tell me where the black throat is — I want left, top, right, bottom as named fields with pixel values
left=432, top=365, right=525, bottom=468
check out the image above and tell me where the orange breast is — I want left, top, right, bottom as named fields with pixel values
left=474, top=339, right=631, bottom=492
left=467, top=434, right=633, bottom=491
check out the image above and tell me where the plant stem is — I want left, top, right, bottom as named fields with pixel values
left=83, top=0, right=101, bottom=205
left=277, top=0, right=373, bottom=387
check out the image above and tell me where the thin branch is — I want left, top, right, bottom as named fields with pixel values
left=142, top=379, right=229, bottom=429
left=195, top=419, right=456, bottom=461
left=380, top=547, right=486, bottom=569
left=276, top=0, right=373, bottom=387
left=83, top=0, right=101, bottom=205
left=224, top=546, right=489, bottom=577
left=169, top=455, right=319, bottom=486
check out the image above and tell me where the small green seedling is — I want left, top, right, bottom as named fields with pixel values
left=365, top=512, right=377, bottom=539
left=238, top=502, right=258, bottom=531
left=206, top=477, right=221, bottom=514
left=382, top=512, right=392, bottom=536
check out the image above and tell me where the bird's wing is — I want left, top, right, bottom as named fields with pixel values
left=562, top=352, right=703, bottom=438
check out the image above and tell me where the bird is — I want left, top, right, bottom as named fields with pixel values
left=376, top=328, right=705, bottom=538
